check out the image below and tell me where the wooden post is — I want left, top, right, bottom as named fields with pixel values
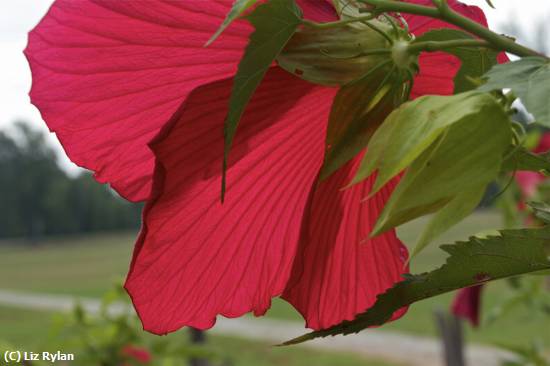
left=434, top=311, right=466, bottom=366
left=189, top=328, right=210, bottom=366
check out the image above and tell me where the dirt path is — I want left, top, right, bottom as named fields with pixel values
left=0, top=289, right=512, bottom=366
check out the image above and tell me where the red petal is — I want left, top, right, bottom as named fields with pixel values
left=26, top=0, right=253, bottom=201
left=298, top=0, right=338, bottom=22
left=411, top=52, right=461, bottom=98
left=451, top=285, right=484, bottom=327
left=125, top=68, right=337, bottom=334
left=282, top=156, right=409, bottom=330
left=26, top=0, right=333, bottom=202
left=404, top=0, right=493, bottom=98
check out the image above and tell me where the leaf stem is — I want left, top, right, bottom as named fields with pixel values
left=358, top=0, right=548, bottom=59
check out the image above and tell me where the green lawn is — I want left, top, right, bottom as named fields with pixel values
left=0, top=232, right=133, bottom=297
left=0, top=305, right=394, bottom=366
left=0, top=210, right=548, bottom=350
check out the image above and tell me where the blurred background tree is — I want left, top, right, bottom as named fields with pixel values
left=0, top=121, right=141, bottom=240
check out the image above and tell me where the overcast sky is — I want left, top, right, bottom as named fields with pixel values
left=0, top=0, right=549, bottom=171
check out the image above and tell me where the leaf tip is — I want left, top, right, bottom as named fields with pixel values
left=369, top=220, right=386, bottom=238
left=220, top=156, right=228, bottom=204
left=204, top=37, right=216, bottom=48
left=279, top=333, right=313, bottom=346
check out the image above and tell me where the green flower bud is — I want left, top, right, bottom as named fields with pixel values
left=277, top=19, right=416, bottom=87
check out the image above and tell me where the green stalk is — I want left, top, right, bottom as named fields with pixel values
left=407, top=39, right=495, bottom=53
left=433, top=0, right=543, bottom=58
left=301, top=15, right=375, bottom=29
left=359, top=0, right=440, bottom=18
left=358, top=0, right=547, bottom=59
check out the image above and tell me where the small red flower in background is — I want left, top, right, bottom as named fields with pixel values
left=516, top=133, right=550, bottom=199
left=26, top=0, right=494, bottom=334
left=120, top=345, right=152, bottom=364
left=451, top=285, right=483, bottom=327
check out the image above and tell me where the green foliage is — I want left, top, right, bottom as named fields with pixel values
left=479, top=57, right=550, bottom=126
left=284, top=225, right=550, bottom=345
left=500, top=342, right=550, bottom=366
left=485, top=276, right=550, bottom=327
left=222, top=0, right=302, bottom=199
left=50, top=285, right=217, bottom=366
left=0, top=122, right=141, bottom=239
left=0, top=340, right=48, bottom=366
left=352, top=92, right=511, bottom=253
left=207, top=0, right=259, bottom=46
left=414, top=29, right=499, bottom=92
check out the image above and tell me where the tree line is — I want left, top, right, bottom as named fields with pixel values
left=0, top=121, right=141, bottom=239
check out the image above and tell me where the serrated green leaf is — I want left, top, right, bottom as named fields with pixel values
left=501, top=147, right=550, bottom=174
left=352, top=92, right=502, bottom=192
left=222, top=0, right=302, bottom=200
left=207, top=0, right=259, bottom=46
left=283, top=225, right=550, bottom=345
left=320, top=68, right=402, bottom=180
left=414, top=29, right=499, bottom=93
left=371, top=101, right=511, bottom=237
left=479, top=57, right=550, bottom=126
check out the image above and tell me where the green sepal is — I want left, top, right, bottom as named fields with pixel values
left=370, top=103, right=510, bottom=239
left=411, top=185, right=486, bottom=258
left=501, top=147, right=550, bottom=174
left=320, top=67, right=405, bottom=180
left=352, top=92, right=504, bottom=192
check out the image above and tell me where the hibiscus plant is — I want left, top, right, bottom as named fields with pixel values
left=26, top=0, right=550, bottom=345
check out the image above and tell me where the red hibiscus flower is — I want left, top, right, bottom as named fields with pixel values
left=120, top=344, right=152, bottom=364
left=26, top=0, right=494, bottom=334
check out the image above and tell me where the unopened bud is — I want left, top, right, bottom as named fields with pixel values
left=277, top=19, right=416, bottom=87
